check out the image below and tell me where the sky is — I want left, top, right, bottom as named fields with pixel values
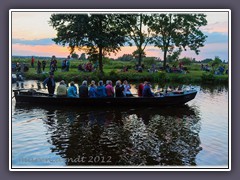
left=11, top=10, right=230, bottom=61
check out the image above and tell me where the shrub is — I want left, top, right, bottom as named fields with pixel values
left=201, top=73, right=215, bottom=83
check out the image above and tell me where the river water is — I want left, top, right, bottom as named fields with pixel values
left=11, top=81, right=229, bottom=168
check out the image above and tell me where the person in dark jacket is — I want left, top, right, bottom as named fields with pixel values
left=79, top=80, right=88, bottom=97
left=142, top=82, right=154, bottom=97
left=43, top=72, right=55, bottom=96
left=115, top=80, right=125, bottom=97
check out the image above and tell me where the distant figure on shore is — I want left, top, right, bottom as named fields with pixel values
left=37, top=60, right=42, bottom=74
left=42, top=60, right=46, bottom=72
left=31, top=56, right=35, bottom=68
left=65, top=56, right=70, bottom=71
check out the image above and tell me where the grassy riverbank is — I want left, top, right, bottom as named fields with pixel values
left=12, top=58, right=229, bottom=85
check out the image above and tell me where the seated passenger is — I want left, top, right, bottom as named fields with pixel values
left=138, top=81, right=147, bottom=97
left=105, top=80, right=114, bottom=97
left=142, top=82, right=154, bottom=97
left=123, top=80, right=133, bottom=97
left=115, top=80, right=125, bottom=97
left=96, top=80, right=107, bottom=97
left=88, top=81, right=97, bottom=98
left=79, top=80, right=88, bottom=97
left=67, top=81, right=79, bottom=98
left=56, top=80, right=67, bottom=97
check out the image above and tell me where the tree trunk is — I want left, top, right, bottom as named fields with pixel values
left=138, top=50, right=142, bottom=66
left=98, top=46, right=103, bottom=74
left=138, top=14, right=143, bottom=66
left=163, top=49, right=167, bottom=69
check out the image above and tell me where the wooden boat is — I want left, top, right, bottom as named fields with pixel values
left=13, top=88, right=197, bottom=107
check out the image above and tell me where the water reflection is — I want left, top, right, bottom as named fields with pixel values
left=200, top=84, right=228, bottom=94
left=15, top=103, right=202, bottom=166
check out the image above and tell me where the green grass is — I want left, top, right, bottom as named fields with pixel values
left=13, top=57, right=229, bottom=85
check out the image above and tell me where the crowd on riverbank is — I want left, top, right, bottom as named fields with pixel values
left=12, top=56, right=229, bottom=85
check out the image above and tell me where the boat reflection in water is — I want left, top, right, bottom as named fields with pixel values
left=15, top=104, right=202, bottom=166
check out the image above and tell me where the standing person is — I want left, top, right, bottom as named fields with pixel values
left=43, top=72, right=56, bottom=96
left=53, top=58, right=58, bottom=70
left=115, top=80, right=124, bottom=97
left=56, top=80, right=67, bottom=97
left=61, top=60, right=66, bottom=71
left=142, top=82, right=154, bottom=97
left=49, top=55, right=54, bottom=69
left=105, top=80, right=114, bottom=97
left=42, top=60, right=46, bottom=72
left=67, top=81, right=78, bottom=98
left=123, top=80, right=133, bottom=97
left=50, top=63, right=55, bottom=73
left=37, top=60, right=42, bottom=74
left=16, top=62, right=21, bottom=72
left=66, top=56, right=70, bottom=71
left=79, top=80, right=89, bottom=97
left=31, top=56, right=35, bottom=68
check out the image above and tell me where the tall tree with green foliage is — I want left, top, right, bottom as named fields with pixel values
left=127, top=14, right=153, bottom=66
left=149, top=13, right=208, bottom=68
left=79, top=53, right=86, bottom=60
left=49, top=14, right=129, bottom=74
left=71, top=53, right=79, bottom=59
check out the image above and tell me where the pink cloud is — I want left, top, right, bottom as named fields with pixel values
left=12, top=42, right=228, bottom=62
left=12, top=44, right=80, bottom=58
left=201, top=22, right=228, bottom=34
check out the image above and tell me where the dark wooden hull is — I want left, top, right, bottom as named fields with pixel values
left=14, top=90, right=197, bottom=107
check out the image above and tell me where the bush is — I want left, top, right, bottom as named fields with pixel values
left=180, top=57, right=193, bottom=65
left=201, top=73, right=215, bottom=83
left=143, top=57, right=156, bottom=66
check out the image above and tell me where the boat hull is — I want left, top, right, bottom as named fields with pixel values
left=14, top=90, right=197, bottom=107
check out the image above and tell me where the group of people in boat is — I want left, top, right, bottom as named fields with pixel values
left=42, top=72, right=155, bottom=98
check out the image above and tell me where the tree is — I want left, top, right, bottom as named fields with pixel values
left=210, top=56, right=222, bottom=71
left=49, top=14, right=129, bottom=74
left=117, top=54, right=134, bottom=61
left=132, top=49, right=146, bottom=59
left=71, top=53, right=79, bottom=59
left=180, top=57, right=193, bottom=65
left=79, top=53, right=86, bottom=60
left=149, top=13, right=208, bottom=68
left=201, top=58, right=213, bottom=64
left=166, top=49, right=182, bottom=63
left=127, top=14, right=153, bottom=66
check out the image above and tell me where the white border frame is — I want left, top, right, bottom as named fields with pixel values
left=9, top=9, right=231, bottom=171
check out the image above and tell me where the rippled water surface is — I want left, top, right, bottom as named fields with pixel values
left=11, top=81, right=229, bottom=167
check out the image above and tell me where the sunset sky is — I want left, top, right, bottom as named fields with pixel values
left=11, top=10, right=230, bottom=61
